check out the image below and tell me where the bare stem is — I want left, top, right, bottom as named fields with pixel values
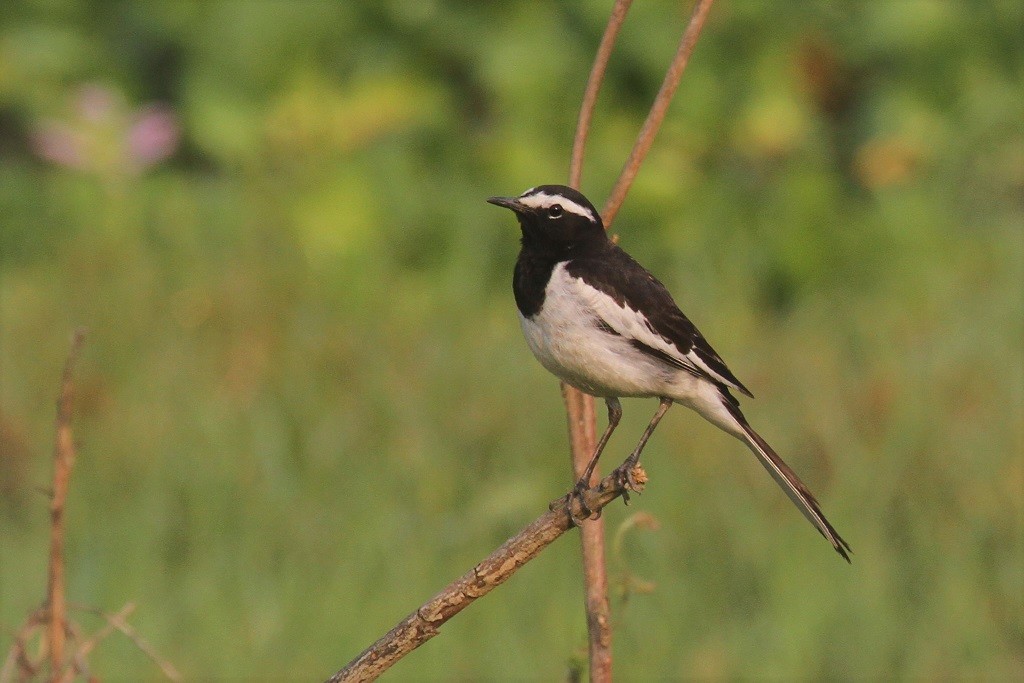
left=602, top=0, right=715, bottom=228
left=47, top=328, right=86, bottom=681
left=563, top=386, right=614, bottom=682
left=2, top=332, right=180, bottom=683
left=326, top=467, right=647, bottom=683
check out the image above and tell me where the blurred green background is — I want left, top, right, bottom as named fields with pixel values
left=2, top=0, right=1022, bottom=680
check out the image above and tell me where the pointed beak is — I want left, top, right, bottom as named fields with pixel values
left=486, top=196, right=526, bottom=213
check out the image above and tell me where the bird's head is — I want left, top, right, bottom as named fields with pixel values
left=488, top=185, right=606, bottom=252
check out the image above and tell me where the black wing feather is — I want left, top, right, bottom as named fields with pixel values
left=566, top=244, right=753, bottom=397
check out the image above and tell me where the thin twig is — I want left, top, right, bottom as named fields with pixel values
left=569, top=0, right=634, bottom=188
left=47, top=328, right=86, bottom=680
left=67, top=603, right=182, bottom=682
left=0, top=613, right=45, bottom=683
left=602, top=0, right=716, bottom=229
left=566, top=3, right=633, bottom=681
left=59, top=603, right=134, bottom=683
left=326, top=467, right=647, bottom=683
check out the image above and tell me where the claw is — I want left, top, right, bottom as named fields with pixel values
left=550, top=477, right=600, bottom=526
left=611, top=461, right=647, bottom=506
left=569, top=478, right=596, bottom=525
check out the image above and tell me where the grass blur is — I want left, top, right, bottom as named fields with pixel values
left=1, top=1, right=1022, bottom=680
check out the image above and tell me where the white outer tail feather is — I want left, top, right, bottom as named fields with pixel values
left=738, top=423, right=852, bottom=562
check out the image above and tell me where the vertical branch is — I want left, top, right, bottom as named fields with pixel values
left=566, top=3, right=633, bottom=681
left=562, top=387, right=613, bottom=682
left=602, top=0, right=715, bottom=228
left=47, top=328, right=87, bottom=680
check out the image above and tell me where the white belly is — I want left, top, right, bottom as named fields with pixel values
left=518, top=262, right=675, bottom=398
left=518, top=263, right=750, bottom=440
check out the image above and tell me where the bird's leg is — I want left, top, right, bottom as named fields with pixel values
left=565, top=398, right=622, bottom=523
left=575, top=397, right=622, bottom=491
left=613, top=397, right=673, bottom=503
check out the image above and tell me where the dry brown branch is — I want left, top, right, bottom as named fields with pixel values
left=561, top=385, right=613, bottom=682
left=602, top=0, right=715, bottom=228
left=565, top=3, right=633, bottom=680
left=1, top=611, right=45, bottom=682
left=47, top=328, right=86, bottom=680
left=2, top=330, right=179, bottom=683
left=58, top=603, right=136, bottom=683
left=0, top=330, right=85, bottom=683
left=326, top=466, right=647, bottom=683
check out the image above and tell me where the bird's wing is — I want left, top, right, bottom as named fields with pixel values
left=567, top=246, right=753, bottom=398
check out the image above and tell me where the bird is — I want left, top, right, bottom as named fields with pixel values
left=488, top=184, right=850, bottom=561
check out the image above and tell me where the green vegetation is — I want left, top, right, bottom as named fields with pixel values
left=2, top=1, right=1021, bottom=679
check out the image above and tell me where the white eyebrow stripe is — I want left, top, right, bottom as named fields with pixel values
left=517, top=192, right=597, bottom=223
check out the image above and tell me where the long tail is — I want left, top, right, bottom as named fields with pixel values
left=741, top=424, right=851, bottom=561
left=717, top=390, right=851, bottom=561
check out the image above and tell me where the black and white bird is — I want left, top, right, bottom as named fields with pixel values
left=488, top=185, right=850, bottom=561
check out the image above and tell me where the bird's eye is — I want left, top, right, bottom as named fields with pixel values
left=548, top=204, right=563, bottom=218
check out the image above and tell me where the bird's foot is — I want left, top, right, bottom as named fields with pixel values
left=550, top=477, right=601, bottom=526
left=611, top=459, right=647, bottom=505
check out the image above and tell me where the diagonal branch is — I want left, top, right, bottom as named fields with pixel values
left=602, top=0, right=715, bottom=229
left=325, top=467, right=646, bottom=683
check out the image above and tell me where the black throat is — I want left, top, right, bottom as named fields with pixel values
left=501, top=184, right=608, bottom=318
left=513, top=233, right=605, bottom=318
left=512, top=248, right=555, bottom=318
